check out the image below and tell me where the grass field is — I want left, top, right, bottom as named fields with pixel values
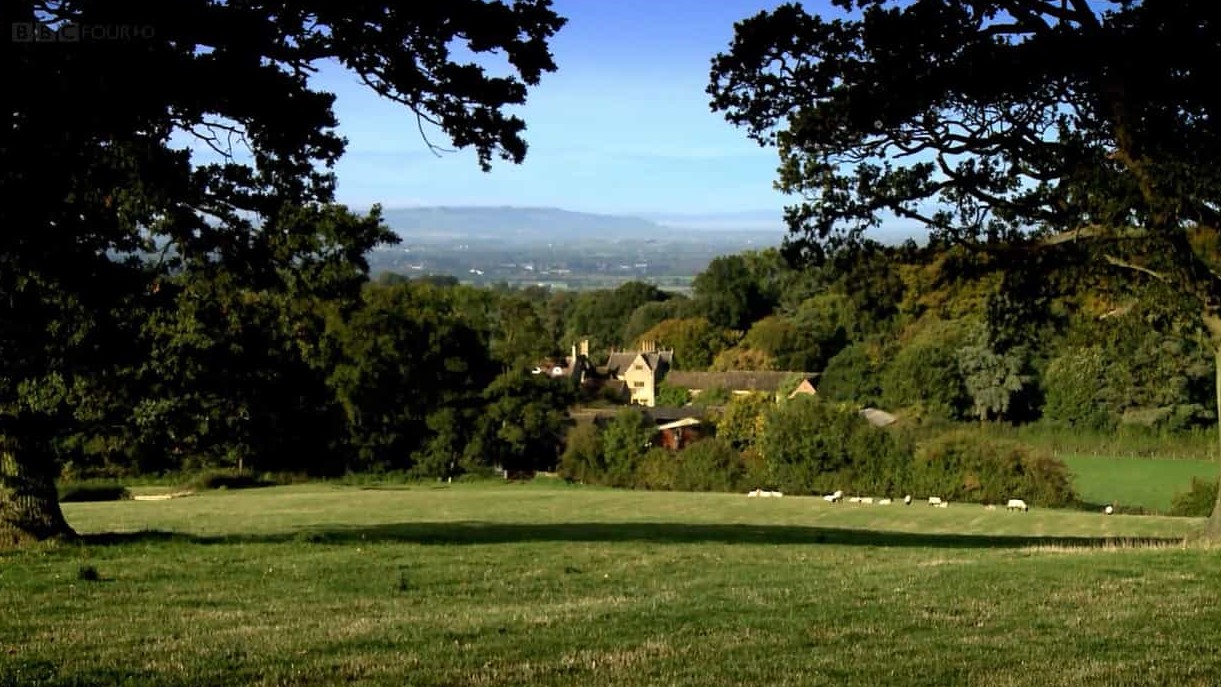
left=3, top=482, right=1221, bottom=686
left=1062, top=454, right=1218, bottom=513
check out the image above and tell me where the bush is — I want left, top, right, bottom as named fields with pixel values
left=58, top=482, right=131, bottom=503
left=558, top=422, right=604, bottom=484
left=1170, top=477, right=1218, bottom=517
left=186, top=470, right=274, bottom=491
left=674, top=438, right=745, bottom=492
left=635, top=448, right=679, bottom=490
left=910, top=430, right=1076, bottom=507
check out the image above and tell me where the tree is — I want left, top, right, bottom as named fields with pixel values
left=635, top=318, right=736, bottom=370
left=474, top=372, right=576, bottom=473
left=3, top=0, right=566, bottom=543
left=709, top=0, right=1221, bottom=527
left=693, top=255, right=774, bottom=330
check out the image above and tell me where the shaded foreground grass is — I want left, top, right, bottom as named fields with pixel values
left=3, top=484, right=1219, bottom=686
left=1062, top=454, right=1218, bottom=513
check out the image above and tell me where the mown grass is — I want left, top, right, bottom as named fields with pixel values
left=3, top=483, right=1218, bottom=686
left=1062, top=454, right=1218, bottom=513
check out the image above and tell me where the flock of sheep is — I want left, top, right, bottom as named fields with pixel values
left=746, top=489, right=1120, bottom=515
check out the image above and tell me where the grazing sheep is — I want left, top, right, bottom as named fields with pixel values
left=904, top=495, right=913, bottom=506
left=747, top=489, right=761, bottom=498
left=1104, top=505, right=1114, bottom=515
left=823, top=490, right=843, bottom=503
left=878, top=498, right=892, bottom=505
left=928, top=496, right=943, bottom=506
left=860, top=496, right=874, bottom=504
left=1006, top=499, right=1029, bottom=512
left=985, top=504, right=997, bottom=511
left=848, top=496, right=862, bottom=503
left=936, top=501, right=949, bottom=508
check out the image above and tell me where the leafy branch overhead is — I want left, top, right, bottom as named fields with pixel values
left=708, top=1, right=1221, bottom=268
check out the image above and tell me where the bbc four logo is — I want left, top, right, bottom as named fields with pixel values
left=11, top=22, right=155, bottom=43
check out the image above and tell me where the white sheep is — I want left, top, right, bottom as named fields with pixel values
left=936, top=501, right=949, bottom=508
left=1006, top=499, right=1028, bottom=512
left=1104, top=505, right=1114, bottom=515
left=747, top=489, right=761, bottom=498
left=928, top=496, right=943, bottom=506
left=904, top=495, right=912, bottom=506
left=860, top=496, right=874, bottom=504
left=985, top=504, right=997, bottom=511
left=823, top=490, right=844, bottom=503
left=878, top=498, right=892, bottom=505
left=848, top=496, right=862, bottom=503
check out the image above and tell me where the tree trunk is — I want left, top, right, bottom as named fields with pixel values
left=0, top=448, right=76, bottom=547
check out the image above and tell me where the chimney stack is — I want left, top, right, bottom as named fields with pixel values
left=580, top=339, right=589, bottom=357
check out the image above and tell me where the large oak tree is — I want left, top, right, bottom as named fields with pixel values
left=1, top=0, right=565, bottom=544
left=709, top=0, right=1221, bottom=530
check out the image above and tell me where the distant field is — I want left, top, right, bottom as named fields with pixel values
left=1062, top=454, right=1218, bottom=513
left=4, top=483, right=1220, bottom=686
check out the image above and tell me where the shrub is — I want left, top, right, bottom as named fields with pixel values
left=654, top=382, right=691, bottom=407
left=558, top=423, right=603, bottom=484
left=58, top=483, right=130, bottom=503
left=674, top=438, right=745, bottom=492
left=635, top=448, right=679, bottom=490
left=186, top=470, right=274, bottom=491
left=910, top=430, right=1075, bottom=507
left=1170, top=477, right=1218, bottom=517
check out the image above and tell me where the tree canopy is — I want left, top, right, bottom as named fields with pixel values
left=709, top=0, right=1221, bottom=526
left=2, top=0, right=566, bottom=544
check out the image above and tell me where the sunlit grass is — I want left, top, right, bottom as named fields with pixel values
left=2, top=483, right=1217, bottom=686
left=1062, top=454, right=1218, bottom=512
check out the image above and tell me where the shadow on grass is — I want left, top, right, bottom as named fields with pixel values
left=81, top=522, right=1184, bottom=550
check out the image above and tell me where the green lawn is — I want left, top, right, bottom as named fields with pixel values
left=1062, top=454, right=1218, bottom=513
left=2, top=483, right=1219, bottom=686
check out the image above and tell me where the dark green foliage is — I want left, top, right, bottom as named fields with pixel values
left=818, top=343, right=884, bottom=406
left=881, top=337, right=969, bottom=421
left=758, top=396, right=909, bottom=495
left=691, top=386, right=732, bottom=407
left=654, top=383, right=691, bottom=408
left=76, top=566, right=100, bottom=582
left=693, top=255, right=775, bottom=330
left=473, top=372, right=576, bottom=473
left=3, top=0, right=567, bottom=540
left=1042, top=348, right=1112, bottom=430
left=598, top=409, right=657, bottom=488
left=674, top=438, right=746, bottom=493
left=1170, top=478, right=1219, bottom=518
left=565, top=282, right=671, bottom=354
left=557, top=423, right=603, bottom=485
left=187, top=471, right=274, bottom=491
left=57, top=483, right=130, bottom=503
left=911, top=431, right=1076, bottom=507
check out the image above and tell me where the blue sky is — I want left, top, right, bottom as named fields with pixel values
left=311, top=0, right=803, bottom=215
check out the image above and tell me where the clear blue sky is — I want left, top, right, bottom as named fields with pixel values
left=309, top=0, right=806, bottom=215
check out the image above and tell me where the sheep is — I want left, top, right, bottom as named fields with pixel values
left=1006, top=499, right=1029, bottom=512
left=747, top=489, right=761, bottom=498
left=927, top=496, right=943, bottom=506
left=985, top=504, right=997, bottom=511
left=878, top=498, right=892, bottom=505
left=823, top=490, right=844, bottom=503
left=936, top=501, right=949, bottom=508
left=1104, top=505, right=1114, bottom=515
left=860, top=496, right=874, bottom=504
left=848, top=496, right=862, bottom=503
left=904, top=495, right=912, bottom=506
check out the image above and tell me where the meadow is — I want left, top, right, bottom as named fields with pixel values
left=1062, top=454, right=1218, bottom=513
left=4, top=480, right=1221, bottom=686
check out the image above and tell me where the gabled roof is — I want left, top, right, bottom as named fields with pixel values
left=662, top=371, right=817, bottom=393
left=606, top=349, right=674, bottom=376
left=657, top=417, right=702, bottom=431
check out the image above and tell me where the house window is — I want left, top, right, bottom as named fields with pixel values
left=633, top=381, right=645, bottom=388
left=633, top=364, right=644, bottom=370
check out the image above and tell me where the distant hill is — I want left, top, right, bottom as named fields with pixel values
left=378, top=206, right=662, bottom=242
left=375, top=205, right=923, bottom=246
